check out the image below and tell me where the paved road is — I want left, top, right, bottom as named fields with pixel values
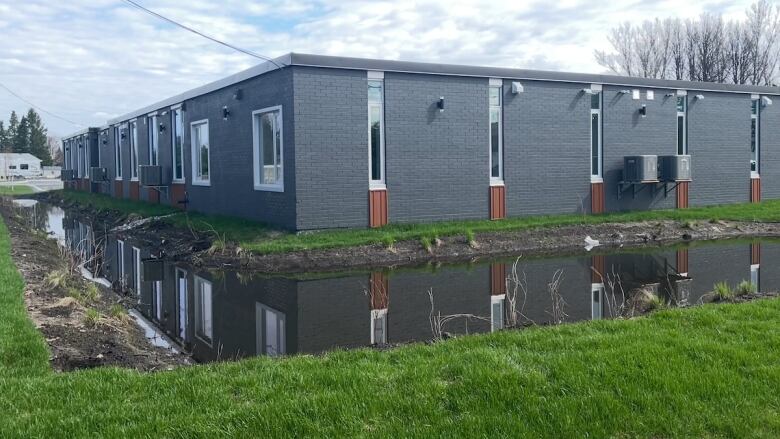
left=0, top=179, right=63, bottom=192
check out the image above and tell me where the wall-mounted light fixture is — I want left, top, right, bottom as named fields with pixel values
left=762, top=96, right=773, bottom=106
left=181, top=102, right=187, bottom=111
left=159, top=122, right=166, bottom=133
left=639, top=104, right=647, bottom=117
left=121, top=132, right=126, bottom=139
left=694, top=94, right=705, bottom=100
left=511, top=82, right=524, bottom=94
left=665, top=92, right=675, bottom=97
left=222, top=106, right=230, bottom=120
left=619, top=90, right=631, bottom=94
left=233, top=89, right=243, bottom=100
left=437, top=97, right=445, bottom=112
left=582, top=88, right=595, bottom=95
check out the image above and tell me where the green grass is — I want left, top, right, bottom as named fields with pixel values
left=1, top=217, right=780, bottom=436
left=58, top=189, right=780, bottom=255
left=0, top=185, right=37, bottom=196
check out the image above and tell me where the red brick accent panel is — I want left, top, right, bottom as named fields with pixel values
left=489, top=185, right=506, bottom=220
left=676, top=181, right=689, bottom=209
left=369, top=189, right=388, bottom=228
left=751, top=177, right=761, bottom=203
left=591, top=182, right=605, bottom=214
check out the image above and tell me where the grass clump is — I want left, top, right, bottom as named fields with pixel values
left=108, top=304, right=128, bottom=322
left=381, top=234, right=395, bottom=250
left=44, top=269, right=71, bottom=290
left=714, top=281, right=734, bottom=300
left=420, top=236, right=433, bottom=253
left=82, top=308, right=101, bottom=327
left=735, top=280, right=757, bottom=296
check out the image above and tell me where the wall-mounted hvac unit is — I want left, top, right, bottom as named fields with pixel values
left=90, top=167, right=107, bottom=182
left=61, top=169, right=75, bottom=181
left=659, top=155, right=692, bottom=182
left=623, top=155, right=658, bottom=182
left=139, top=165, right=169, bottom=187
left=61, top=217, right=75, bottom=229
left=141, top=258, right=164, bottom=282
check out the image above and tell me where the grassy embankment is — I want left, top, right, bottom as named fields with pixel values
left=1, top=215, right=780, bottom=436
left=0, top=185, right=37, bottom=196
left=57, top=189, right=780, bottom=254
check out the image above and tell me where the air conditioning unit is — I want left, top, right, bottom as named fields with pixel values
left=659, top=155, right=692, bottom=182
left=139, top=165, right=168, bottom=187
left=142, top=258, right=164, bottom=282
left=61, top=169, right=75, bottom=181
left=623, top=155, right=658, bottom=182
left=90, top=167, right=107, bottom=182
left=61, top=217, right=75, bottom=229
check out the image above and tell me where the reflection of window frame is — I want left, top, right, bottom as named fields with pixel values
left=132, top=247, right=141, bottom=296
left=750, top=263, right=760, bottom=291
left=116, top=240, right=125, bottom=287
left=152, top=280, right=162, bottom=321
left=370, top=308, right=388, bottom=344
left=490, top=294, right=505, bottom=331
left=194, top=275, right=213, bottom=345
left=256, top=303, right=286, bottom=357
left=591, top=283, right=605, bottom=320
left=175, top=268, right=188, bottom=341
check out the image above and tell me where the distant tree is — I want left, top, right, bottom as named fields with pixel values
left=0, top=121, right=7, bottom=152
left=6, top=111, right=19, bottom=152
left=47, top=136, right=62, bottom=166
left=13, top=115, right=30, bottom=154
left=26, top=109, right=51, bottom=164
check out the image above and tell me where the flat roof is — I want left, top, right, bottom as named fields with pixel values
left=80, top=52, right=778, bottom=137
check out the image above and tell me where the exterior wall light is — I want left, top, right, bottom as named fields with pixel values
left=159, top=123, right=166, bottom=133
left=639, top=104, right=647, bottom=117
left=582, top=88, right=595, bottom=95
left=437, top=97, right=444, bottom=112
left=511, top=82, right=524, bottom=94
left=222, top=106, right=230, bottom=120
left=694, top=94, right=705, bottom=100
left=619, top=90, right=631, bottom=94
left=233, top=89, right=243, bottom=100
left=762, top=96, right=773, bottom=106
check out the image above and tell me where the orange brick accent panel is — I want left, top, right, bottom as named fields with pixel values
left=751, top=243, right=761, bottom=265
left=490, top=263, right=507, bottom=295
left=148, top=188, right=160, bottom=204
left=591, top=182, right=605, bottom=214
left=591, top=254, right=605, bottom=283
left=369, top=189, right=388, bottom=228
left=676, top=181, right=689, bottom=209
left=369, top=272, right=389, bottom=310
left=171, top=183, right=187, bottom=209
left=489, top=185, right=506, bottom=220
left=676, top=249, right=689, bottom=274
left=129, top=181, right=140, bottom=200
left=114, top=180, right=123, bottom=198
left=751, top=177, right=761, bottom=203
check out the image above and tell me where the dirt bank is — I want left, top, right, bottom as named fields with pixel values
left=1, top=200, right=189, bottom=371
left=33, top=191, right=780, bottom=274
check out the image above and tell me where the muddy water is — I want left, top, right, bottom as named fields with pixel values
left=13, top=199, right=779, bottom=363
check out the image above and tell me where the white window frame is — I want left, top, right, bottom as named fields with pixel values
left=489, top=78, right=504, bottom=185
left=590, top=84, right=603, bottom=183
left=147, top=113, right=159, bottom=166
left=252, top=105, right=284, bottom=192
left=116, top=240, right=126, bottom=287
left=676, top=90, right=687, bottom=155
left=194, top=275, right=213, bottom=345
left=114, top=125, right=123, bottom=180
left=591, top=283, right=605, bottom=320
left=175, top=267, right=188, bottom=341
left=368, top=71, right=386, bottom=189
left=129, top=119, right=139, bottom=181
left=190, top=119, right=211, bottom=186
left=257, top=303, right=286, bottom=357
left=152, top=280, right=163, bottom=322
left=171, top=105, right=185, bottom=183
left=132, top=246, right=141, bottom=295
left=490, top=294, right=505, bottom=332
left=751, top=95, right=760, bottom=177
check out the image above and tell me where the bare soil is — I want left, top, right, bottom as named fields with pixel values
left=1, top=202, right=189, bottom=372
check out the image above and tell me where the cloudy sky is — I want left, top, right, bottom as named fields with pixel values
left=0, top=0, right=753, bottom=136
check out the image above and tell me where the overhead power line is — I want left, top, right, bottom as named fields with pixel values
left=119, top=0, right=286, bottom=69
left=0, top=81, right=85, bottom=128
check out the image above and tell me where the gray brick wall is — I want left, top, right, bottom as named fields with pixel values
left=688, top=92, right=751, bottom=206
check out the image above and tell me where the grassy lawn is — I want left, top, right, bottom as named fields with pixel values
left=0, top=185, right=37, bottom=196
left=1, top=219, right=780, bottom=436
left=58, top=189, right=780, bottom=254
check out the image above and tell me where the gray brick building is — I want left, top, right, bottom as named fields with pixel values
left=62, top=53, right=780, bottom=231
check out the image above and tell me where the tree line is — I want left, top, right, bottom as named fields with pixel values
left=0, top=109, right=54, bottom=165
left=595, top=0, right=780, bottom=85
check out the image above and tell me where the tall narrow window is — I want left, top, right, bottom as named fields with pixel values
left=147, top=114, right=158, bottom=166
left=676, top=94, right=687, bottom=155
left=194, top=276, right=213, bottom=344
left=64, top=140, right=69, bottom=171
left=171, top=107, right=184, bottom=182
left=368, top=74, right=385, bottom=187
left=176, top=268, right=188, bottom=341
left=191, top=120, right=210, bottom=185
left=590, top=87, right=603, bottom=180
left=489, top=81, right=503, bottom=182
left=129, top=120, right=138, bottom=179
left=114, top=126, right=122, bottom=179
left=751, top=97, right=760, bottom=176
left=252, top=106, right=283, bottom=191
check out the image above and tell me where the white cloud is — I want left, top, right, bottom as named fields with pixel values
left=0, top=0, right=754, bottom=136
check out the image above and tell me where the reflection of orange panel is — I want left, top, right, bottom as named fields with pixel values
left=369, top=189, right=388, bottom=228
left=114, top=180, right=123, bottom=198
left=676, top=181, right=689, bottom=209
left=591, top=182, right=605, bottom=214
left=489, top=185, right=506, bottom=220
left=82, top=179, right=90, bottom=192
left=751, top=177, right=761, bottom=203
left=129, top=181, right=140, bottom=200
left=751, top=243, right=761, bottom=265
left=171, top=183, right=186, bottom=209
left=490, top=264, right=507, bottom=295
left=676, top=249, right=689, bottom=274
left=591, top=254, right=605, bottom=283
left=369, top=272, right=389, bottom=310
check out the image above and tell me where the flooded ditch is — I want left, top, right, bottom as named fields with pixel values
left=9, top=198, right=780, bottom=365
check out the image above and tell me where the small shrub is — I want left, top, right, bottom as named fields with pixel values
left=83, top=308, right=101, bottom=327
left=681, top=220, right=696, bottom=229
left=83, top=284, right=100, bottom=303
left=735, top=280, right=756, bottom=296
left=381, top=235, right=395, bottom=250
left=420, top=236, right=433, bottom=253
left=465, top=229, right=475, bottom=245
left=714, top=282, right=734, bottom=300
left=45, top=270, right=71, bottom=290
left=109, top=304, right=128, bottom=321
